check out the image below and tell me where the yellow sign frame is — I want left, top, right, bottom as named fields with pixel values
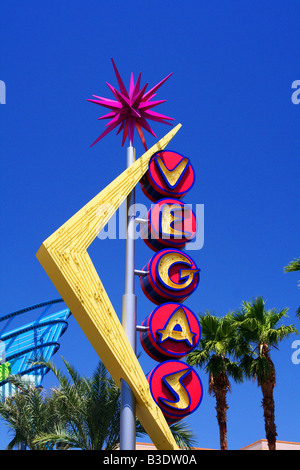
left=36, top=125, right=182, bottom=450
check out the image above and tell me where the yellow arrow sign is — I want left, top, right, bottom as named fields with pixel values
left=36, top=124, right=182, bottom=450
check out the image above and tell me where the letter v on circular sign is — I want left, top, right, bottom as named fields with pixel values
left=140, top=150, right=195, bottom=201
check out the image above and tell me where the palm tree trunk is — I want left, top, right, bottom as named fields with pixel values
left=214, top=388, right=229, bottom=450
left=260, top=379, right=277, bottom=450
left=209, top=370, right=230, bottom=450
left=259, top=346, right=277, bottom=450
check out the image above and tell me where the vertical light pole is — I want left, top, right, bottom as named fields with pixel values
left=120, top=142, right=137, bottom=450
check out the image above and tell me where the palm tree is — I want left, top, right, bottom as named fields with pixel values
left=187, top=312, right=244, bottom=450
left=31, top=358, right=134, bottom=450
left=234, top=297, right=298, bottom=450
left=284, top=257, right=300, bottom=319
left=33, top=358, right=196, bottom=450
left=0, top=376, right=58, bottom=450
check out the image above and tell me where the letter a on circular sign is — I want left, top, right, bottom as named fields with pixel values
left=140, top=248, right=200, bottom=304
left=141, top=198, right=197, bottom=251
left=140, top=150, right=195, bottom=202
left=140, top=303, right=201, bottom=361
left=148, top=360, right=203, bottom=423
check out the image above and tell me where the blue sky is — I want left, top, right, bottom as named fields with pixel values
left=0, top=1, right=299, bottom=450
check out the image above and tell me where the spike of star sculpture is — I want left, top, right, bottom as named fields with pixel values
left=87, top=58, right=174, bottom=150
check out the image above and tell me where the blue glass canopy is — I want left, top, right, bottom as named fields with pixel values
left=0, top=299, right=71, bottom=397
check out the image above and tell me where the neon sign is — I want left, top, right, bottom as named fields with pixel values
left=140, top=248, right=200, bottom=305
left=36, top=126, right=184, bottom=450
left=139, top=149, right=203, bottom=424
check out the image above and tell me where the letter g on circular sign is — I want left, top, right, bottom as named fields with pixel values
left=148, top=360, right=203, bottom=423
left=140, top=248, right=200, bottom=304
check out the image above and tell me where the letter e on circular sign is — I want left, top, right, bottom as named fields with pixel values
left=140, top=303, right=201, bottom=361
left=140, top=150, right=195, bottom=201
left=141, top=198, right=197, bottom=251
left=148, top=360, right=203, bottom=423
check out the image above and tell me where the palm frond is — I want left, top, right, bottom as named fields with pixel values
left=169, top=420, right=197, bottom=449
left=284, top=257, right=300, bottom=272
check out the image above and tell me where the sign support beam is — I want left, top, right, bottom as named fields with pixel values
left=36, top=125, right=182, bottom=451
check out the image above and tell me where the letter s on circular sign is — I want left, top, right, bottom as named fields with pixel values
left=148, top=360, right=203, bottom=423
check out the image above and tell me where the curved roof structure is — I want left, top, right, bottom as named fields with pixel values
left=0, top=299, right=71, bottom=397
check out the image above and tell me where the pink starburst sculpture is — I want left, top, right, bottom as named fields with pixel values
left=87, top=58, right=174, bottom=150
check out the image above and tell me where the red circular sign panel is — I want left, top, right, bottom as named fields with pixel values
left=140, top=248, right=200, bottom=305
left=140, top=303, right=201, bottom=362
left=140, top=150, right=195, bottom=202
left=141, top=198, right=197, bottom=251
left=148, top=360, right=203, bottom=423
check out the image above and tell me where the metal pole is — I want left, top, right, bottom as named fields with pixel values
left=120, top=143, right=137, bottom=450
